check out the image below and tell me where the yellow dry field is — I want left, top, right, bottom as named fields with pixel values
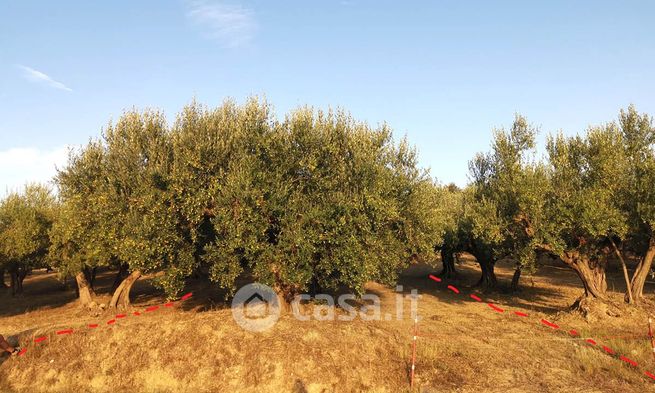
left=1, top=257, right=655, bottom=393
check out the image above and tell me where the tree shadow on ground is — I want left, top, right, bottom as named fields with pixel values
left=3, top=257, right=653, bottom=327
left=0, top=271, right=77, bottom=318
left=397, top=259, right=579, bottom=315
left=176, top=275, right=248, bottom=313
left=399, top=255, right=655, bottom=316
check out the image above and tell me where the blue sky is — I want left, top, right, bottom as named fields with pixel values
left=1, top=1, right=654, bottom=194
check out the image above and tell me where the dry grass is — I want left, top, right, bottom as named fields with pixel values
left=1, top=258, right=655, bottom=392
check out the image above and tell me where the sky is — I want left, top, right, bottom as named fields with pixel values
left=1, top=0, right=654, bottom=195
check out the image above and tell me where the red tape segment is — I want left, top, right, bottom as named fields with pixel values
left=540, top=319, right=559, bottom=329
left=447, top=285, right=460, bottom=294
left=428, top=274, right=442, bottom=283
left=424, top=276, right=655, bottom=383
left=620, top=356, right=638, bottom=367
left=13, top=292, right=194, bottom=362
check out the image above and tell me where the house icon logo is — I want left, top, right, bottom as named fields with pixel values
left=231, top=283, right=281, bottom=332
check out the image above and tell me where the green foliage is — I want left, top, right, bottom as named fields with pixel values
left=176, top=102, right=444, bottom=296
left=49, top=142, right=116, bottom=279
left=51, top=98, right=443, bottom=299
left=5, top=100, right=655, bottom=303
left=542, top=123, right=627, bottom=257
left=0, top=184, right=55, bottom=274
left=614, top=106, right=655, bottom=250
left=465, top=115, right=544, bottom=273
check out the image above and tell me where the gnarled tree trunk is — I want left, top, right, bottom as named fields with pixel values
left=109, top=270, right=141, bottom=309
left=608, top=238, right=634, bottom=304
left=10, top=267, right=26, bottom=296
left=83, top=266, right=98, bottom=291
left=75, top=271, right=96, bottom=306
left=111, top=263, right=129, bottom=292
left=475, top=260, right=497, bottom=289
left=439, top=248, right=457, bottom=279
left=628, top=238, right=655, bottom=303
left=467, top=242, right=498, bottom=290
left=510, top=266, right=522, bottom=292
left=10, top=269, right=17, bottom=296
left=562, top=251, right=607, bottom=299
left=0, top=268, right=7, bottom=289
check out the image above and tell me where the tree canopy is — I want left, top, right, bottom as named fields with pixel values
left=41, top=98, right=445, bottom=307
left=2, top=100, right=654, bottom=311
left=0, top=184, right=55, bottom=295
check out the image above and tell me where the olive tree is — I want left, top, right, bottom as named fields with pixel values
left=0, top=184, right=55, bottom=295
left=265, top=108, right=443, bottom=298
left=435, top=184, right=464, bottom=279
left=611, top=106, right=655, bottom=303
left=50, top=142, right=117, bottom=306
left=101, top=109, right=195, bottom=308
left=536, top=125, right=627, bottom=301
left=54, top=97, right=445, bottom=307
left=173, top=99, right=444, bottom=300
left=464, top=115, right=544, bottom=290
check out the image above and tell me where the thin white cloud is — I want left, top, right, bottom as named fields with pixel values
left=17, top=65, right=72, bottom=92
left=0, top=146, right=70, bottom=197
left=186, top=1, right=257, bottom=48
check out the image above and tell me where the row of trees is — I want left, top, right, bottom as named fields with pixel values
left=1, top=98, right=446, bottom=308
left=1, top=100, right=653, bottom=310
left=439, top=105, right=655, bottom=306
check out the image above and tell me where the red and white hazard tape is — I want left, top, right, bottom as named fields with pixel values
left=424, top=274, right=655, bottom=384
left=13, top=292, right=193, bottom=358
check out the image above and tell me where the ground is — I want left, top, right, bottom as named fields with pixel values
left=1, top=256, right=655, bottom=393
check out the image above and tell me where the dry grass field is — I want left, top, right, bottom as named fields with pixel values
left=1, top=257, right=655, bottom=393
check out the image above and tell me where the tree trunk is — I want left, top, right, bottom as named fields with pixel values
left=83, top=267, right=98, bottom=291
left=10, top=267, right=26, bottom=296
left=17, top=268, right=27, bottom=294
left=439, top=248, right=457, bottom=279
left=111, top=263, right=129, bottom=292
left=109, top=270, right=141, bottom=309
left=0, top=268, right=7, bottom=289
left=91, top=267, right=98, bottom=289
left=309, top=276, right=320, bottom=297
left=75, top=272, right=96, bottom=306
left=608, top=238, right=634, bottom=304
left=628, top=238, right=655, bottom=303
left=475, top=260, right=497, bottom=289
left=510, top=266, right=522, bottom=292
left=10, top=269, right=17, bottom=296
left=562, top=251, right=607, bottom=299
